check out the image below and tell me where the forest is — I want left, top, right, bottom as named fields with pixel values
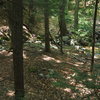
left=0, top=0, right=100, bottom=100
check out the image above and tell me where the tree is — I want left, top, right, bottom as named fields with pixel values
left=58, top=0, right=68, bottom=53
left=44, top=0, right=50, bottom=52
left=74, top=0, right=79, bottom=31
left=8, top=0, right=24, bottom=98
left=27, top=0, right=36, bottom=34
left=58, top=0, right=68, bottom=36
left=91, top=0, right=99, bottom=72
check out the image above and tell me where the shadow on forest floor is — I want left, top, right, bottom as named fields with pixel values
left=0, top=43, right=100, bottom=100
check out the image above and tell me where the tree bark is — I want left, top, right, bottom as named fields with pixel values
left=44, top=0, right=50, bottom=52
left=91, top=0, right=99, bottom=72
left=58, top=0, right=68, bottom=54
left=28, top=0, right=36, bottom=34
left=59, top=0, right=68, bottom=36
left=8, top=0, right=24, bottom=98
left=74, top=0, right=79, bottom=31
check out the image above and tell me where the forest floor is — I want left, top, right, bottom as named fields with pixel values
left=0, top=43, right=100, bottom=100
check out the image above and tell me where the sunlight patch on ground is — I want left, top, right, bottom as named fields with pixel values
left=66, top=76, right=71, bottom=80
left=42, top=55, right=61, bottom=63
left=76, top=84, right=92, bottom=96
left=23, top=51, right=29, bottom=59
left=6, top=52, right=13, bottom=56
left=64, top=62, right=77, bottom=67
left=63, top=88, right=72, bottom=93
left=0, top=77, right=3, bottom=81
left=75, top=62, right=84, bottom=65
left=6, top=90, right=15, bottom=97
left=0, top=50, right=29, bottom=59
left=61, top=70, right=69, bottom=75
left=51, top=45, right=58, bottom=49
left=73, top=64, right=79, bottom=66
left=94, top=53, right=100, bottom=59
left=71, top=93, right=77, bottom=99
left=73, top=53, right=79, bottom=56
left=0, top=50, right=8, bottom=55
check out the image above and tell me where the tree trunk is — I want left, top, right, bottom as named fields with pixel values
left=91, top=0, right=99, bottom=72
left=58, top=0, right=68, bottom=54
left=74, top=0, right=79, bottom=31
left=59, top=0, right=68, bottom=36
left=44, top=0, right=50, bottom=52
left=28, top=0, right=36, bottom=34
left=8, top=0, right=24, bottom=98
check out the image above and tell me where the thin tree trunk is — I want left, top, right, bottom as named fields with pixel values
left=91, top=0, right=99, bottom=72
left=58, top=0, right=67, bottom=54
left=8, top=0, right=24, bottom=98
left=28, top=0, right=36, bottom=34
left=44, top=0, right=50, bottom=52
left=74, top=0, right=79, bottom=31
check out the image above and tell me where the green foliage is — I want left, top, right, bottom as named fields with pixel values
left=52, top=80, right=76, bottom=91
left=72, top=65, right=100, bottom=89
left=22, top=0, right=99, bottom=48
left=37, top=34, right=45, bottom=42
left=28, top=67, right=39, bottom=73
left=47, top=70, right=65, bottom=80
left=72, top=16, right=93, bottom=46
left=52, top=81, right=68, bottom=88
left=65, top=14, right=73, bottom=25
left=45, top=64, right=100, bottom=92
left=94, top=64, right=100, bottom=70
left=47, top=69, right=77, bottom=91
left=83, top=80, right=100, bottom=89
